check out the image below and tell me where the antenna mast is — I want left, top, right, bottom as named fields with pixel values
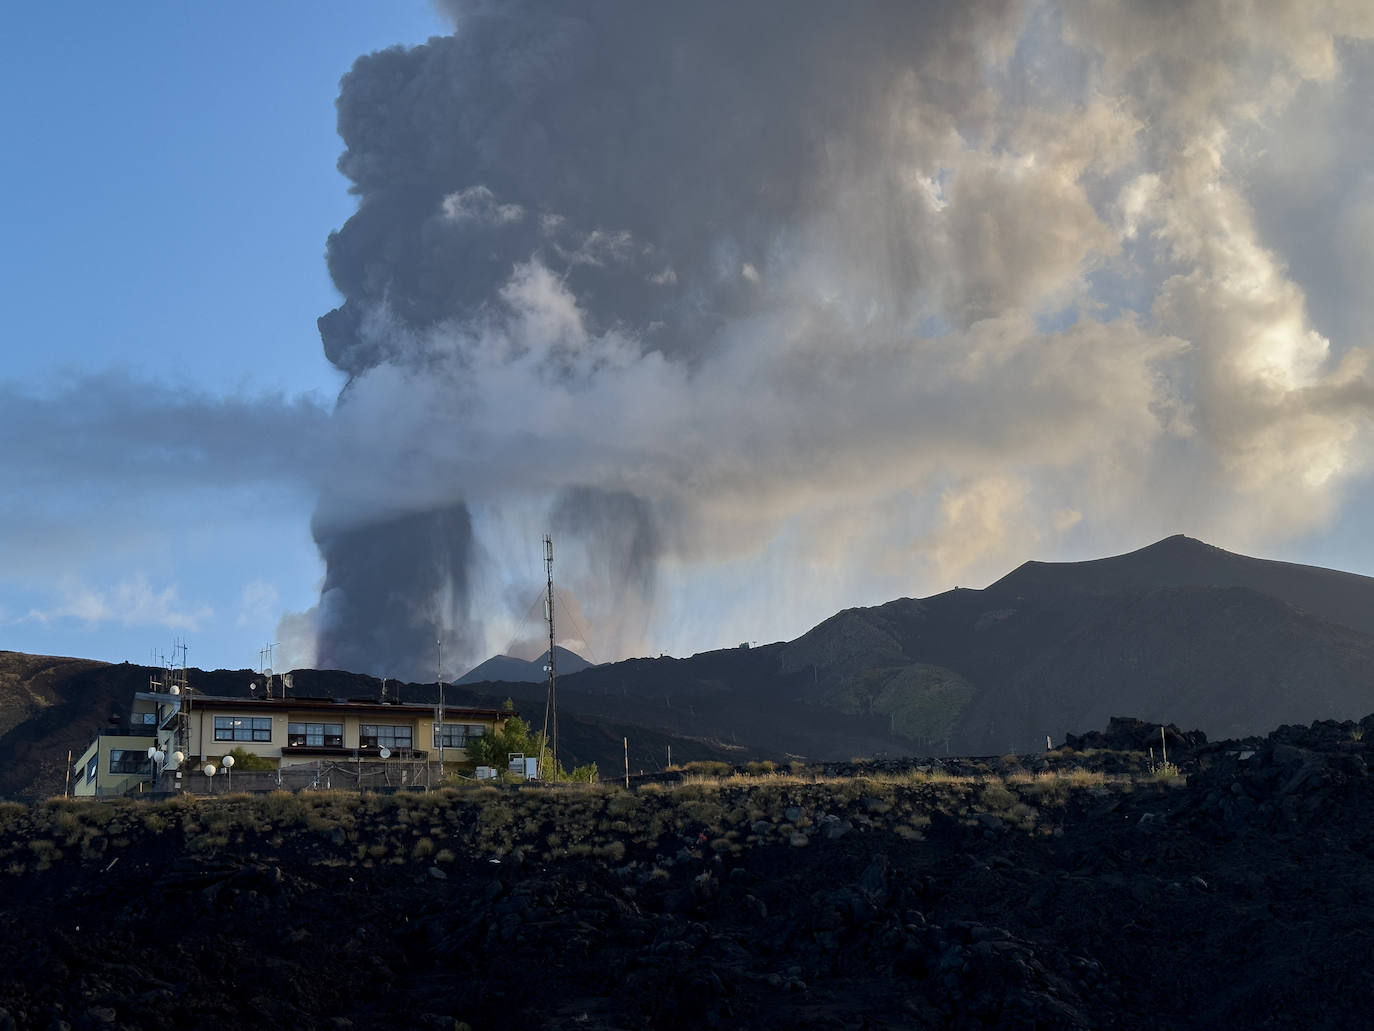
left=540, top=535, right=558, bottom=781
left=437, top=638, right=445, bottom=781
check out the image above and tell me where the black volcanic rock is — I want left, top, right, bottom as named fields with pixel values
left=0, top=715, right=1372, bottom=1029
left=1063, top=716, right=1207, bottom=755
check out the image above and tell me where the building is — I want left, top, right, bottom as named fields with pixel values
left=72, top=725, right=157, bottom=797
left=72, top=665, right=514, bottom=796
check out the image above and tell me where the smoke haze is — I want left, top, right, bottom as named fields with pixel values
left=303, top=0, right=1374, bottom=678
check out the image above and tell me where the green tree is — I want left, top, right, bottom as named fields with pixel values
left=224, top=747, right=276, bottom=771
left=466, top=717, right=597, bottom=782
left=465, top=716, right=539, bottom=769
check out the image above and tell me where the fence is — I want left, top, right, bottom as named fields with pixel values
left=153, top=759, right=436, bottom=795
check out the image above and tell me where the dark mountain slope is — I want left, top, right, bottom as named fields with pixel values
left=990, top=533, right=1374, bottom=636
left=459, top=648, right=905, bottom=762
left=455, top=646, right=592, bottom=685
left=958, top=584, right=1374, bottom=750
left=0, top=654, right=147, bottom=800
left=436, top=537, right=1374, bottom=759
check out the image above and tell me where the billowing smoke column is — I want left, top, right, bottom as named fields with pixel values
left=309, top=0, right=1374, bottom=678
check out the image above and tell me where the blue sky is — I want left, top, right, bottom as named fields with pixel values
left=3, top=3, right=1374, bottom=678
left=2, top=3, right=447, bottom=671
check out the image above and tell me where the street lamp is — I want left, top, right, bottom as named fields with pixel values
left=221, top=753, right=235, bottom=790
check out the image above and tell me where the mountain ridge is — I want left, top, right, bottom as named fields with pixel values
left=989, top=533, right=1374, bottom=636
left=4, top=534, right=1374, bottom=797
left=455, top=645, right=592, bottom=686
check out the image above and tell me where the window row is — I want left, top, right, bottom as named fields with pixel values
left=170, top=716, right=487, bottom=751
left=214, top=716, right=273, bottom=742
left=434, top=723, right=486, bottom=749
left=109, top=749, right=147, bottom=774
left=287, top=722, right=343, bottom=748
left=359, top=724, right=412, bottom=749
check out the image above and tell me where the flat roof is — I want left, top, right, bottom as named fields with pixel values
left=171, top=694, right=511, bottom=720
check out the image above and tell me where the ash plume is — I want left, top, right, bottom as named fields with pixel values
left=305, top=1, right=1374, bottom=677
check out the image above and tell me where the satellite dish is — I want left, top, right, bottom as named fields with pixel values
left=221, top=755, right=235, bottom=768
left=379, top=747, right=391, bottom=759
left=203, top=764, right=217, bottom=777
left=153, top=749, right=166, bottom=763
left=147, top=746, right=157, bottom=758
left=173, top=751, right=185, bottom=764
left=170, top=685, right=180, bottom=695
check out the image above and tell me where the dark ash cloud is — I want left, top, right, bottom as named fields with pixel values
left=301, top=1, right=1374, bottom=676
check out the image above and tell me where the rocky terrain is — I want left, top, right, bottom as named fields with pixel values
left=1, top=713, right=1371, bottom=1029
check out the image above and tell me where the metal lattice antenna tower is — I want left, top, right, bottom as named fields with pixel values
left=540, top=535, right=558, bottom=781
left=437, top=638, right=445, bottom=779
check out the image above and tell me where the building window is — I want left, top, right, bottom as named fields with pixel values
left=109, top=749, right=147, bottom=775
left=359, top=724, right=412, bottom=750
left=130, top=711, right=157, bottom=727
left=84, top=756, right=98, bottom=782
left=287, top=722, right=343, bottom=747
left=213, top=716, right=273, bottom=742
left=434, top=723, right=486, bottom=749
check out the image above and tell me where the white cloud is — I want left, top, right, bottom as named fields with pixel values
left=440, top=185, right=524, bottom=224
left=235, top=580, right=281, bottom=630
left=21, top=575, right=213, bottom=633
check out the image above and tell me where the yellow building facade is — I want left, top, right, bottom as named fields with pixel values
left=74, top=684, right=512, bottom=796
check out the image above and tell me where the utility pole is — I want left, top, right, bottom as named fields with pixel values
left=540, top=535, right=558, bottom=782
left=437, top=638, right=445, bottom=783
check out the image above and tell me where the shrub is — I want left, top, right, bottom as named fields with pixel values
left=683, top=761, right=732, bottom=778
left=979, top=781, right=1018, bottom=812
left=261, top=791, right=306, bottom=827
left=224, top=747, right=277, bottom=772
left=1150, top=761, right=1182, bottom=780
left=595, top=840, right=626, bottom=862
left=142, top=812, right=169, bottom=834
left=28, top=839, right=60, bottom=870
left=566, top=762, right=599, bottom=783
